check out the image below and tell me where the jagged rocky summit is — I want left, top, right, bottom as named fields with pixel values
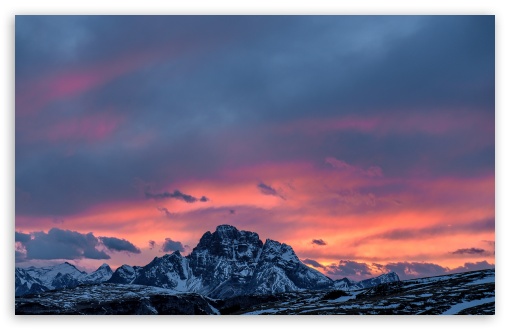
left=16, top=224, right=399, bottom=299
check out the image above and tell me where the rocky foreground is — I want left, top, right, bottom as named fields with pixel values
left=15, top=268, right=494, bottom=315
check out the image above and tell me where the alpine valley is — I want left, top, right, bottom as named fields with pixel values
left=15, top=225, right=495, bottom=315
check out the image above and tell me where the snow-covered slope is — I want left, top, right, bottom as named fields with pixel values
left=81, top=263, right=113, bottom=284
left=107, top=265, right=142, bottom=284
left=132, top=251, right=191, bottom=291
left=15, top=268, right=47, bottom=296
left=15, top=262, right=113, bottom=296
left=187, top=224, right=264, bottom=297
left=24, top=262, right=86, bottom=289
left=248, top=239, right=333, bottom=295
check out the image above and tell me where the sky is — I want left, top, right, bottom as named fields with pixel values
left=14, top=15, right=495, bottom=281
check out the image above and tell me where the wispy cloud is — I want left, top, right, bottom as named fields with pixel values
left=148, top=240, right=156, bottom=250
left=257, top=182, right=286, bottom=200
left=325, top=157, right=383, bottom=178
left=157, top=207, right=173, bottom=218
left=356, top=218, right=495, bottom=244
left=145, top=189, right=209, bottom=203
left=311, top=239, right=327, bottom=246
left=451, top=248, right=487, bottom=255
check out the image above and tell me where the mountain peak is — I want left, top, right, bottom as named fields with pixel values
left=56, top=262, right=84, bottom=274
left=215, top=224, right=239, bottom=232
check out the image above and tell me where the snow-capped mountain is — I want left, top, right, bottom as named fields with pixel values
left=105, top=264, right=141, bottom=284
left=108, top=224, right=397, bottom=298
left=15, top=268, right=47, bottom=297
left=107, top=224, right=340, bottom=298
left=24, top=262, right=86, bottom=288
left=81, top=263, right=113, bottom=284
left=333, top=271, right=400, bottom=291
left=16, top=224, right=399, bottom=298
left=15, top=262, right=113, bottom=296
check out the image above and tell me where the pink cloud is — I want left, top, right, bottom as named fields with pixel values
left=279, top=109, right=493, bottom=138
left=16, top=47, right=178, bottom=117
left=325, top=157, right=383, bottom=177
left=26, top=111, right=124, bottom=143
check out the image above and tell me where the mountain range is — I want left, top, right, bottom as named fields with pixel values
left=15, top=224, right=399, bottom=298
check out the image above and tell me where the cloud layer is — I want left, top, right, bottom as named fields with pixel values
left=15, top=16, right=494, bottom=275
left=161, top=238, right=185, bottom=253
left=99, top=236, right=141, bottom=254
left=15, top=228, right=140, bottom=261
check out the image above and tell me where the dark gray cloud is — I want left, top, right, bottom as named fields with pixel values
left=311, top=239, right=327, bottom=246
left=451, top=248, right=487, bottom=255
left=148, top=240, right=156, bottom=250
left=146, top=190, right=208, bottom=203
left=302, top=258, right=325, bottom=269
left=99, top=236, right=141, bottom=254
left=324, top=260, right=495, bottom=281
left=257, top=183, right=277, bottom=196
left=327, top=260, right=372, bottom=277
left=371, top=262, right=385, bottom=272
left=15, top=250, right=27, bottom=263
left=15, top=231, right=31, bottom=243
left=229, top=209, right=236, bottom=215
left=383, top=262, right=449, bottom=280
left=382, top=260, right=493, bottom=280
left=157, top=207, right=173, bottom=218
left=257, top=183, right=285, bottom=200
left=450, top=261, right=494, bottom=274
left=17, top=228, right=110, bottom=260
left=162, top=238, right=185, bottom=253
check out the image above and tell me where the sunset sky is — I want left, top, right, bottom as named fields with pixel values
left=15, top=15, right=494, bottom=281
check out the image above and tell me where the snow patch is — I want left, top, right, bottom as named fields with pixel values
left=442, top=297, right=495, bottom=315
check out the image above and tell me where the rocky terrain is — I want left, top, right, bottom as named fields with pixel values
left=15, top=268, right=494, bottom=315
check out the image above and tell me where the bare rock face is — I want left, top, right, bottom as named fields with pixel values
left=188, top=224, right=265, bottom=296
